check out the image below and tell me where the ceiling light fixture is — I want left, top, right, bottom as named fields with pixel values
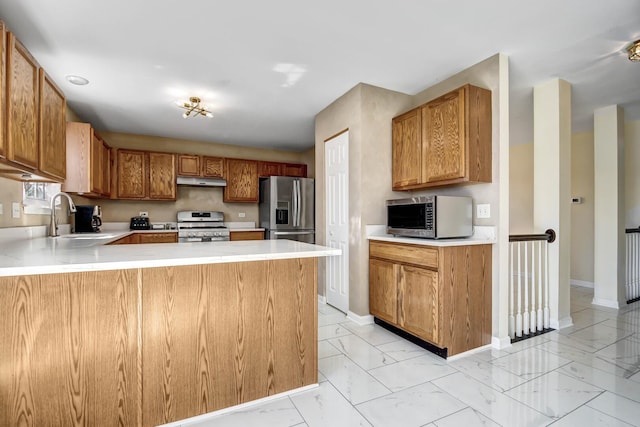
left=627, top=39, right=640, bottom=62
left=177, top=97, right=213, bottom=118
left=66, top=75, right=89, bottom=85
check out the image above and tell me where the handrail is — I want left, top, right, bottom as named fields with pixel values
left=509, top=229, right=556, bottom=243
left=626, top=227, right=640, bottom=233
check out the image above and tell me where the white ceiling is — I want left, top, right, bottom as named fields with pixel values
left=1, top=0, right=639, bottom=150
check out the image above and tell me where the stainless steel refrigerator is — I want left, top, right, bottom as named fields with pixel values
left=259, top=177, right=315, bottom=243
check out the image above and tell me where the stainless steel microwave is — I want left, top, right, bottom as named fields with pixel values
left=386, top=196, right=473, bottom=239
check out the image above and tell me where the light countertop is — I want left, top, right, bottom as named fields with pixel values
left=366, top=225, right=496, bottom=247
left=0, top=232, right=340, bottom=277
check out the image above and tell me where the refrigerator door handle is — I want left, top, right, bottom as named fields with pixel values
left=296, top=180, right=301, bottom=227
left=291, top=181, right=297, bottom=227
left=273, top=231, right=314, bottom=235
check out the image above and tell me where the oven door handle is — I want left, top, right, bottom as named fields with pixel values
left=272, top=231, right=314, bottom=235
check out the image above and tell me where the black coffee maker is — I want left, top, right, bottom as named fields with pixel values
left=75, top=205, right=102, bottom=232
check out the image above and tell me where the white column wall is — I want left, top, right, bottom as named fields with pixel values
left=533, top=78, right=572, bottom=329
left=593, top=105, right=626, bottom=308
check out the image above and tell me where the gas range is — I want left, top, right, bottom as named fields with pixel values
left=177, top=211, right=230, bottom=242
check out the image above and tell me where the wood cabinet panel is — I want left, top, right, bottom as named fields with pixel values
left=392, top=108, right=422, bottom=189
left=6, top=33, right=39, bottom=170
left=0, top=21, right=6, bottom=158
left=117, top=149, right=148, bottom=199
left=177, top=154, right=200, bottom=176
left=138, top=233, right=177, bottom=244
left=202, top=156, right=224, bottom=177
left=392, top=84, right=491, bottom=190
left=38, top=70, right=66, bottom=180
left=283, top=163, right=307, bottom=178
left=369, top=240, right=491, bottom=357
left=0, top=270, right=141, bottom=426
left=423, top=87, right=465, bottom=182
left=229, top=230, right=264, bottom=241
left=398, top=264, right=439, bottom=344
left=148, top=152, right=176, bottom=200
left=369, top=240, right=437, bottom=269
left=369, top=259, right=398, bottom=324
left=224, top=158, right=259, bottom=202
left=63, top=123, right=110, bottom=197
left=258, top=161, right=283, bottom=177
left=141, top=259, right=316, bottom=426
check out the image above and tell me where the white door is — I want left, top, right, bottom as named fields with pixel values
left=325, top=131, right=349, bottom=313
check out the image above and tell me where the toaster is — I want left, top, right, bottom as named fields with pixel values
left=130, top=216, right=150, bottom=230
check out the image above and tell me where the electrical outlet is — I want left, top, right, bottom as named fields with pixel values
left=0, top=203, right=3, bottom=215
left=139, top=211, right=148, bottom=217
left=238, top=212, right=246, bottom=218
left=12, top=202, right=21, bottom=219
left=476, top=204, right=490, bottom=219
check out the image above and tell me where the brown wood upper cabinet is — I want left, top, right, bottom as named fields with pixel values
left=116, top=149, right=176, bottom=200
left=177, top=154, right=224, bottom=178
left=369, top=240, right=492, bottom=357
left=258, top=161, right=307, bottom=178
left=6, top=32, right=39, bottom=171
left=224, top=158, right=258, bottom=202
left=38, top=70, right=66, bottom=181
left=63, top=122, right=111, bottom=197
left=392, top=84, right=491, bottom=190
left=0, top=23, right=66, bottom=183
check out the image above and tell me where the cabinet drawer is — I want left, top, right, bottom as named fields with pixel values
left=369, top=241, right=437, bottom=269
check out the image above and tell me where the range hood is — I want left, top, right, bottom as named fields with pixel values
left=176, top=176, right=227, bottom=187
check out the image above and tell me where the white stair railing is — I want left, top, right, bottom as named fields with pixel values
left=508, top=229, right=555, bottom=340
left=625, top=228, right=640, bottom=303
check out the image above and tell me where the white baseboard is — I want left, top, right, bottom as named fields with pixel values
left=592, top=297, right=623, bottom=310
left=447, top=344, right=493, bottom=361
left=317, top=295, right=326, bottom=304
left=571, top=279, right=594, bottom=288
left=346, top=311, right=374, bottom=326
left=491, top=335, right=512, bottom=350
left=551, top=316, right=573, bottom=330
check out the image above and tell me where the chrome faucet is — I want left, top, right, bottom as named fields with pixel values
left=50, top=192, right=77, bottom=237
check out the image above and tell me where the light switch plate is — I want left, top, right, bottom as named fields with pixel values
left=476, top=204, right=490, bottom=219
left=0, top=203, right=3, bottom=215
left=12, top=202, right=21, bottom=219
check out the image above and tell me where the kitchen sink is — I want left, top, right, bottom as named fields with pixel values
left=58, top=233, right=119, bottom=240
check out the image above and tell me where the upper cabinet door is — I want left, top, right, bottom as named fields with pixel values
left=283, top=163, right=307, bottom=178
left=422, top=87, right=466, bottom=183
left=392, top=108, right=422, bottom=189
left=117, top=149, right=148, bottom=199
left=177, top=154, right=200, bottom=176
left=149, top=152, right=176, bottom=200
left=6, top=32, right=39, bottom=170
left=0, top=22, right=6, bottom=159
left=38, top=69, right=66, bottom=180
left=202, top=156, right=224, bottom=178
left=224, top=158, right=258, bottom=202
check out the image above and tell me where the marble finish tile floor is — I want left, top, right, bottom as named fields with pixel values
left=184, top=286, right=640, bottom=427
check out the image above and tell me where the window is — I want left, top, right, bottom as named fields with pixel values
left=22, top=182, right=62, bottom=214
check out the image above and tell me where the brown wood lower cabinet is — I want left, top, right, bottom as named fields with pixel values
left=109, top=232, right=177, bottom=245
left=0, top=258, right=317, bottom=426
left=369, top=240, right=491, bottom=357
left=0, top=270, right=141, bottom=426
left=229, top=230, right=264, bottom=241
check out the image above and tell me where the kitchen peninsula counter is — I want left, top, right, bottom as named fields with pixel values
left=0, top=236, right=338, bottom=277
left=0, top=236, right=339, bottom=426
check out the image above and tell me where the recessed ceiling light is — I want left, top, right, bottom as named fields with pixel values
left=66, top=75, right=89, bottom=85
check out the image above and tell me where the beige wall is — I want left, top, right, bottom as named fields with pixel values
left=509, top=119, right=640, bottom=285
left=315, top=54, right=504, bottom=317
left=509, top=143, right=534, bottom=233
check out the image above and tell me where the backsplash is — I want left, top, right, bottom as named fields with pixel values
left=72, top=186, right=259, bottom=225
